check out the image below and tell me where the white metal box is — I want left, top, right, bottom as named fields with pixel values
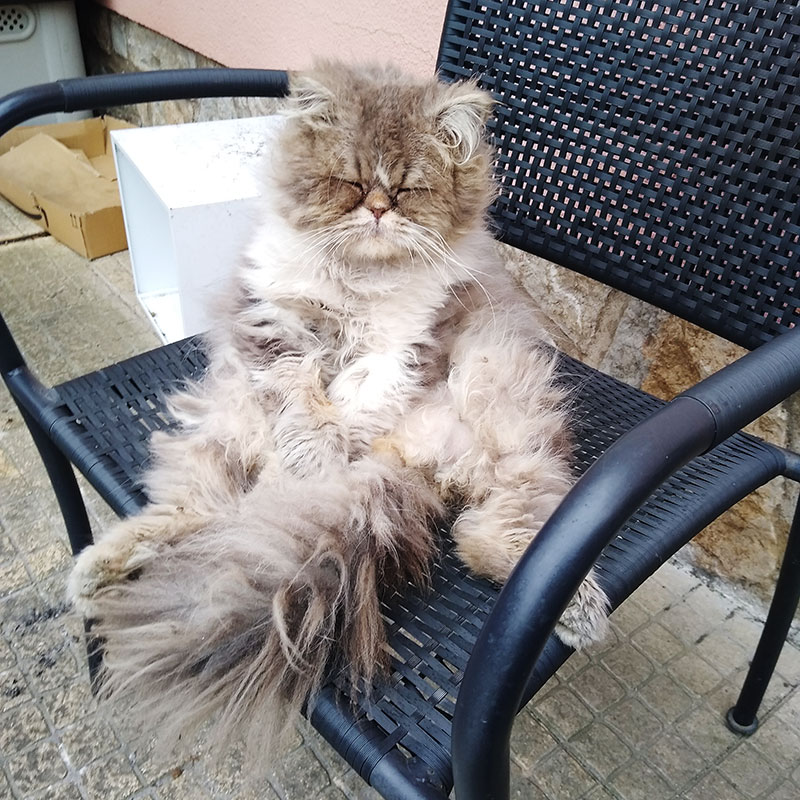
left=0, top=2, right=87, bottom=124
left=111, top=116, right=283, bottom=342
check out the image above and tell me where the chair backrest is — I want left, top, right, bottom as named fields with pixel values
left=437, top=0, right=799, bottom=350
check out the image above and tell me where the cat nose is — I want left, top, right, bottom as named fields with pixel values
left=365, top=189, right=391, bottom=220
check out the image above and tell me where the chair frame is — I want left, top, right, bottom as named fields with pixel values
left=2, top=4, right=800, bottom=798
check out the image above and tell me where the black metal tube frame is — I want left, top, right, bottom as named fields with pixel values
left=0, top=69, right=290, bottom=552
left=0, top=66, right=291, bottom=551
left=727, top=490, right=800, bottom=734
left=0, top=68, right=289, bottom=137
left=452, top=325, right=800, bottom=800
left=0, top=65, right=292, bottom=712
left=2, top=68, right=800, bottom=800
left=0, top=69, right=290, bottom=369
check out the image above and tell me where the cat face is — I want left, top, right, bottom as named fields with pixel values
left=272, top=63, right=495, bottom=267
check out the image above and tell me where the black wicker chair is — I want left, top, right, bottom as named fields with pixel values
left=2, top=2, right=799, bottom=798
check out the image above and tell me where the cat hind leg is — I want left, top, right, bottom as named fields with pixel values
left=452, top=481, right=609, bottom=650
left=67, top=505, right=206, bottom=616
left=68, top=384, right=275, bottom=617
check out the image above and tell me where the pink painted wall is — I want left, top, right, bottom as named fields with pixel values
left=97, top=0, right=448, bottom=77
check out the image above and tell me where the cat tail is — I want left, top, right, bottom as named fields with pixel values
left=89, top=454, right=443, bottom=769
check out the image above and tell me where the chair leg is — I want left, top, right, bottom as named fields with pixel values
left=16, top=405, right=94, bottom=556
left=727, top=492, right=800, bottom=734
left=15, top=407, right=102, bottom=688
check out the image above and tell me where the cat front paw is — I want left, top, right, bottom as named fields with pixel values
left=554, top=569, right=610, bottom=650
left=67, top=538, right=156, bottom=616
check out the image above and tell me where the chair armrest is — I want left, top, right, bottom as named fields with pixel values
left=0, top=68, right=289, bottom=136
left=451, top=324, right=800, bottom=800
left=0, top=68, right=290, bottom=379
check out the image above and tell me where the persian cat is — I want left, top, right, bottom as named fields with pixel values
left=67, top=62, right=608, bottom=763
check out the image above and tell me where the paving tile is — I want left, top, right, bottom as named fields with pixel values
left=40, top=677, right=95, bottom=729
left=658, top=562, right=703, bottom=597
left=324, top=766, right=382, bottom=800
left=711, top=664, right=796, bottom=720
left=667, top=651, right=724, bottom=697
left=155, top=767, right=215, bottom=800
left=316, top=786, right=352, bottom=800
left=775, top=687, right=800, bottom=728
left=204, top=744, right=280, bottom=798
left=659, top=598, right=718, bottom=646
left=530, top=748, right=598, bottom=799
left=270, top=746, right=333, bottom=800
left=762, top=779, right=800, bottom=800
left=60, top=712, right=121, bottom=771
left=631, top=622, right=685, bottom=665
left=600, top=643, right=654, bottom=690
left=609, top=598, right=650, bottom=635
left=1, top=498, right=66, bottom=555
left=509, top=771, right=547, bottom=800
left=675, top=704, right=740, bottom=762
left=750, top=716, right=800, bottom=776
left=774, top=641, right=800, bottom=684
left=644, top=731, right=707, bottom=790
left=510, top=708, right=559, bottom=768
left=693, top=629, right=754, bottom=677
left=80, top=750, right=143, bottom=799
left=637, top=673, right=694, bottom=723
left=0, top=666, right=31, bottom=714
left=22, top=542, right=73, bottom=583
left=0, top=771, right=14, bottom=799
left=604, top=697, right=664, bottom=749
left=0, top=535, right=18, bottom=566
left=6, top=739, right=69, bottom=794
left=570, top=664, right=627, bottom=713
left=27, top=780, right=85, bottom=800
left=681, top=770, right=747, bottom=800
left=0, top=197, right=42, bottom=242
left=582, top=624, right=623, bottom=657
left=0, top=700, right=50, bottom=757
left=627, top=574, right=678, bottom=616
left=532, top=685, right=595, bottom=740
left=584, top=788, right=618, bottom=800
left=14, top=628, right=82, bottom=693
left=718, top=745, right=783, bottom=799
left=568, top=722, right=632, bottom=779
left=607, top=758, right=673, bottom=800
left=0, top=638, right=16, bottom=672
left=556, top=646, right=592, bottom=677
left=0, top=558, right=32, bottom=597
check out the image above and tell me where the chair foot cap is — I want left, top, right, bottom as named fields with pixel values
left=726, top=707, right=758, bottom=735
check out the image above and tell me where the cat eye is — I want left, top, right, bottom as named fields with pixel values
left=338, top=179, right=365, bottom=194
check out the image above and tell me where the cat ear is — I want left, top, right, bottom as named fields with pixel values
left=430, top=80, right=494, bottom=163
left=286, top=73, right=338, bottom=127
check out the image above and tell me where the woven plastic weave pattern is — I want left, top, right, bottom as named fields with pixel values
left=52, top=338, right=207, bottom=513
left=349, top=354, right=781, bottom=790
left=48, top=341, right=782, bottom=792
left=438, top=0, right=800, bottom=350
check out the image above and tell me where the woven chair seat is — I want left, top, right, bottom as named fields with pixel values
left=48, top=337, right=784, bottom=795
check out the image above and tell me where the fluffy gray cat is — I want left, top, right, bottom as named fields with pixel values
left=67, top=62, right=608, bottom=765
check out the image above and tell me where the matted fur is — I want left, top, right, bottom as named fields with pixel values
left=68, top=61, right=609, bottom=770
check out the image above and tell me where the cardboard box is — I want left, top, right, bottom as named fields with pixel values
left=0, top=116, right=135, bottom=258
left=111, top=116, right=284, bottom=342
